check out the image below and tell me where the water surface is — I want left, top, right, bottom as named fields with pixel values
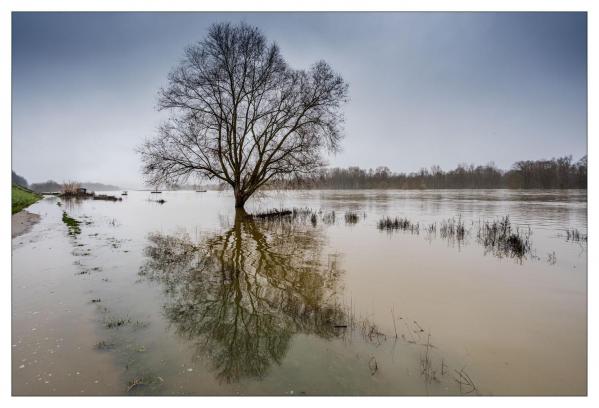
left=12, top=189, right=587, bottom=395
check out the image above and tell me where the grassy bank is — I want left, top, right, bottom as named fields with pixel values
left=12, top=184, right=42, bottom=214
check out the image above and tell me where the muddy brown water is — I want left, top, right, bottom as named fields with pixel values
left=12, top=190, right=587, bottom=395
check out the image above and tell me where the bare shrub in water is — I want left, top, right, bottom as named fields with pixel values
left=477, top=216, right=531, bottom=258
left=322, top=210, right=336, bottom=225
left=439, top=216, right=466, bottom=241
left=61, top=181, right=81, bottom=195
left=377, top=217, right=419, bottom=234
left=565, top=228, right=587, bottom=242
left=344, top=211, right=360, bottom=224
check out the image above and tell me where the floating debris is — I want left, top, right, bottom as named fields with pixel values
left=95, top=341, right=115, bottom=350
left=368, top=356, right=378, bottom=375
left=104, top=317, right=131, bottom=329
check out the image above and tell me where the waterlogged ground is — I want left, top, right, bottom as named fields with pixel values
left=12, top=190, right=587, bottom=395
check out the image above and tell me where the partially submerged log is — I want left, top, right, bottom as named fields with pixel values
left=93, top=194, right=122, bottom=201
left=252, top=209, right=293, bottom=219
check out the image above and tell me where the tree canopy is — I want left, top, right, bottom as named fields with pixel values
left=139, top=22, right=348, bottom=208
left=12, top=170, right=28, bottom=188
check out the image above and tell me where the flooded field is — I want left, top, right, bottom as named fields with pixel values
left=12, top=189, right=587, bottom=395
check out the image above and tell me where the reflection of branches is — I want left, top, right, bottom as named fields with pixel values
left=139, top=211, right=345, bottom=383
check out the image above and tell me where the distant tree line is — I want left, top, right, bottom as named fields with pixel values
left=12, top=170, right=28, bottom=188
left=278, top=156, right=587, bottom=190
left=29, top=180, right=62, bottom=193
left=29, top=180, right=120, bottom=193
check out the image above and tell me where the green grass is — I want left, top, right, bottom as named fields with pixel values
left=12, top=184, right=42, bottom=214
left=62, top=211, right=82, bottom=235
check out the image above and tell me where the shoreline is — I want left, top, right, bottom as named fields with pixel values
left=12, top=210, right=41, bottom=239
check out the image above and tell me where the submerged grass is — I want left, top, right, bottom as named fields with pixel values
left=425, top=223, right=437, bottom=234
left=309, top=213, right=317, bottom=226
left=565, top=228, right=587, bottom=242
left=322, top=210, right=336, bottom=225
left=344, top=211, right=360, bottom=224
left=251, top=207, right=360, bottom=228
left=62, top=211, right=81, bottom=235
left=342, top=304, right=475, bottom=391
left=377, top=217, right=420, bottom=234
left=477, top=216, right=531, bottom=258
left=251, top=206, right=539, bottom=264
left=454, top=367, right=479, bottom=395
left=374, top=212, right=537, bottom=262
left=252, top=207, right=327, bottom=227
left=439, top=217, right=466, bottom=241
left=127, top=374, right=164, bottom=393
left=105, top=316, right=132, bottom=329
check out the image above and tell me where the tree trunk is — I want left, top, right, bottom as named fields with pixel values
left=234, top=190, right=246, bottom=209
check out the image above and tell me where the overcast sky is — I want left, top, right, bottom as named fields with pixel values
left=12, top=12, right=587, bottom=188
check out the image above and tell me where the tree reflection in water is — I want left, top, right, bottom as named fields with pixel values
left=139, top=210, right=346, bottom=383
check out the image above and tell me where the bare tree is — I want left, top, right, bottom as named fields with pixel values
left=139, top=22, right=349, bottom=208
